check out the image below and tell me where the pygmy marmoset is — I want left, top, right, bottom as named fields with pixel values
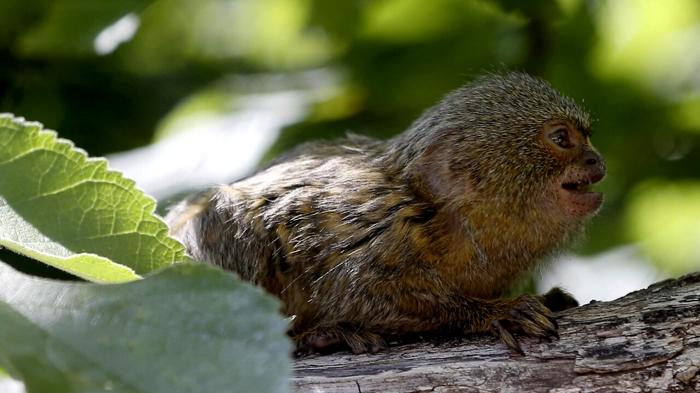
left=167, top=72, right=606, bottom=355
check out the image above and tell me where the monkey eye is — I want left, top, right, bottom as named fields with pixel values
left=548, top=128, right=572, bottom=148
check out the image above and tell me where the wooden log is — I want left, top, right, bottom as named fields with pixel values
left=293, top=273, right=700, bottom=392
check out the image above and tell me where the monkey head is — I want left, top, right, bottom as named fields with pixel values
left=394, top=72, right=605, bottom=227
left=540, top=119, right=605, bottom=218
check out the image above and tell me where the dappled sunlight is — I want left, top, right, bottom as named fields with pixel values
left=108, top=90, right=304, bottom=199
left=123, top=0, right=335, bottom=74
left=625, top=181, right=700, bottom=274
left=108, top=70, right=342, bottom=199
left=592, top=0, right=700, bottom=99
left=94, top=13, right=140, bottom=55
left=360, top=0, right=520, bottom=42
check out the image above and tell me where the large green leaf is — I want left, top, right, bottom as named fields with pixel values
left=0, top=114, right=185, bottom=282
left=0, top=261, right=291, bottom=393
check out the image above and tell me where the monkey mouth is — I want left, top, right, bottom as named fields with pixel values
left=559, top=173, right=604, bottom=216
left=561, top=181, right=594, bottom=193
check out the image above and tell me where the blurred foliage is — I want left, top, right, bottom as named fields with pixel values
left=1, top=0, right=699, bottom=275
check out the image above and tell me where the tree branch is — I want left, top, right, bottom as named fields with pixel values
left=293, top=273, right=700, bottom=392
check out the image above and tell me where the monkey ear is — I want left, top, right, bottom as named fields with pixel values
left=408, top=142, right=475, bottom=201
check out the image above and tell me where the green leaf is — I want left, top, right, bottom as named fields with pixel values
left=0, top=261, right=291, bottom=393
left=0, top=114, right=185, bottom=282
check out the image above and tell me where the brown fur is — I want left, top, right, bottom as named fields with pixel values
left=167, top=73, right=605, bottom=354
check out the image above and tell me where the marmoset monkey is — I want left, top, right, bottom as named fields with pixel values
left=167, top=72, right=605, bottom=355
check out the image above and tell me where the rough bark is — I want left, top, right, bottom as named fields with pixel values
left=292, top=273, right=700, bottom=392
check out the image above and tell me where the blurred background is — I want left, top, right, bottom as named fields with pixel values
left=1, top=0, right=699, bottom=302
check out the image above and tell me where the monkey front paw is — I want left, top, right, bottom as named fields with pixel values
left=489, top=295, right=559, bottom=355
left=294, top=325, right=387, bottom=356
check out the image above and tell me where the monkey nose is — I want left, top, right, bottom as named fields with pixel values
left=580, top=150, right=606, bottom=179
left=581, top=150, right=599, bottom=166
left=584, top=156, right=597, bottom=167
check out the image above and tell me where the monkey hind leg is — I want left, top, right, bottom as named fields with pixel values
left=294, top=324, right=387, bottom=356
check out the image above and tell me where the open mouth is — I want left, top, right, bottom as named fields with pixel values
left=561, top=171, right=604, bottom=193
left=561, top=180, right=595, bottom=194
left=559, top=172, right=604, bottom=216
